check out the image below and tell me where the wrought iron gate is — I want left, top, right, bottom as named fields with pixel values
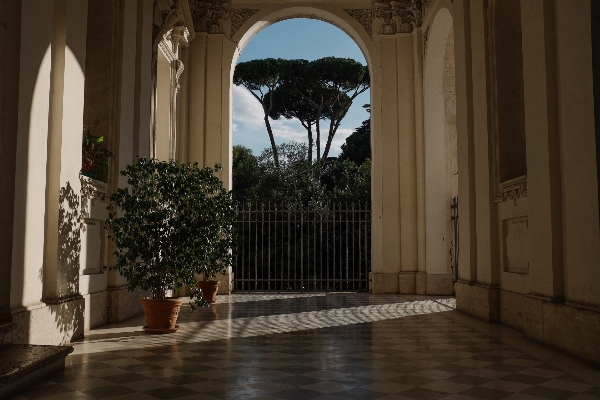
left=233, top=203, right=371, bottom=292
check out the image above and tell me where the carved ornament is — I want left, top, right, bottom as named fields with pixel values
left=495, top=175, right=527, bottom=205
left=374, top=0, right=426, bottom=35
left=80, top=175, right=107, bottom=202
left=80, top=175, right=107, bottom=221
left=153, top=0, right=185, bottom=56
left=344, top=9, right=373, bottom=39
left=171, top=25, right=190, bottom=47
left=190, top=0, right=230, bottom=34
left=230, top=8, right=260, bottom=37
left=175, top=59, right=185, bottom=91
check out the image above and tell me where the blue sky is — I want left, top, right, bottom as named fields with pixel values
left=233, top=18, right=370, bottom=157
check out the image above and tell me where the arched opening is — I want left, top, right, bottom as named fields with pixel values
left=228, top=12, right=373, bottom=292
left=423, top=7, right=456, bottom=294
left=232, top=18, right=370, bottom=166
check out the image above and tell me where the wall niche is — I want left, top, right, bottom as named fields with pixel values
left=487, top=0, right=528, bottom=202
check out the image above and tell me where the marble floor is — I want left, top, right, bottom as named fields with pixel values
left=11, top=294, right=600, bottom=400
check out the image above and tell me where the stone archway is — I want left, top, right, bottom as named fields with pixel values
left=423, top=5, right=456, bottom=294
left=178, top=0, right=453, bottom=295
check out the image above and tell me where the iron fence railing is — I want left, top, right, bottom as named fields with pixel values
left=233, top=202, right=371, bottom=292
left=451, top=196, right=459, bottom=284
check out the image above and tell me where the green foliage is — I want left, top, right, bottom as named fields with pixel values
left=105, top=157, right=236, bottom=310
left=254, top=143, right=326, bottom=206
left=340, top=104, right=371, bottom=166
left=82, top=123, right=113, bottom=180
left=232, top=142, right=370, bottom=207
left=320, top=158, right=371, bottom=204
left=232, top=145, right=261, bottom=204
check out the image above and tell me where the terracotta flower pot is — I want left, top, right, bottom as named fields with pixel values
left=140, top=297, right=183, bottom=334
left=197, top=280, right=219, bottom=303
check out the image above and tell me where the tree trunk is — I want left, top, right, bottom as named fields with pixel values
left=307, top=123, right=313, bottom=162
left=264, top=114, right=280, bottom=168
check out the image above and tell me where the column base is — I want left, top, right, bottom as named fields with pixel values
left=108, top=286, right=148, bottom=323
left=399, top=272, right=454, bottom=295
left=456, top=281, right=600, bottom=366
left=371, top=272, right=455, bottom=295
left=11, top=297, right=85, bottom=345
left=455, top=280, right=499, bottom=322
left=370, top=272, right=399, bottom=294
left=216, top=266, right=233, bottom=295
left=83, top=290, right=108, bottom=332
left=1, top=320, right=15, bottom=344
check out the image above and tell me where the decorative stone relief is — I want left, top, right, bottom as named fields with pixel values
left=153, top=0, right=185, bottom=63
left=80, top=175, right=107, bottom=220
left=496, top=175, right=527, bottom=205
left=230, top=8, right=260, bottom=37
left=374, top=0, right=426, bottom=35
left=190, top=0, right=230, bottom=34
left=174, top=59, right=185, bottom=91
left=171, top=25, right=190, bottom=47
left=80, top=175, right=107, bottom=203
left=422, top=0, right=436, bottom=21
left=344, top=9, right=373, bottom=39
left=374, top=2, right=395, bottom=34
left=502, top=216, right=529, bottom=274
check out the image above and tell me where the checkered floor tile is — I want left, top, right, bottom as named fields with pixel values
left=10, top=294, right=600, bottom=399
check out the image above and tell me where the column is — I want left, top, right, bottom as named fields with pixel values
left=0, top=0, right=22, bottom=333
left=555, top=0, right=600, bottom=307
left=397, top=34, right=419, bottom=293
left=454, top=0, right=478, bottom=284
left=470, top=0, right=499, bottom=288
left=186, top=33, right=235, bottom=188
left=372, top=35, right=401, bottom=294
left=520, top=0, right=563, bottom=302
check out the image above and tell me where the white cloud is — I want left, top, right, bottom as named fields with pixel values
left=232, top=86, right=264, bottom=130
left=330, top=128, right=353, bottom=155
left=271, top=119, right=306, bottom=143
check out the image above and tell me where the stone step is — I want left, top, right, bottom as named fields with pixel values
left=0, top=344, right=73, bottom=399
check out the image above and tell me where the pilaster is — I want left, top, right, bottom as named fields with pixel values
left=555, top=0, right=600, bottom=307
left=397, top=34, right=419, bottom=277
left=469, top=0, right=499, bottom=286
left=520, top=0, right=563, bottom=301
left=378, top=35, right=401, bottom=277
left=453, top=0, right=478, bottom=283
left=0, top=0, right=22, bottom=326
left=42, top=0, right=88, bottom=304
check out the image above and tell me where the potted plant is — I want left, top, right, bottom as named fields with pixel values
left=82, top=122, right=113, bottom=180
left=105, top=157, right=236, bottom=333
left=197, top=263, right=226, bottom=304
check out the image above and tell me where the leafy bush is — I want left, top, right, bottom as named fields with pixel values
left=105, top=157, right=236, bottom=310
left=232, top=143, right=370, bottom=206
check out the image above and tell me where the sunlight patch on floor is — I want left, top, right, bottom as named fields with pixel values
left=73, top=298, right=455, bottom=354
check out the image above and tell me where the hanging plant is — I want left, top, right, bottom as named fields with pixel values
left=81, top=121, right=113, bottom=180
